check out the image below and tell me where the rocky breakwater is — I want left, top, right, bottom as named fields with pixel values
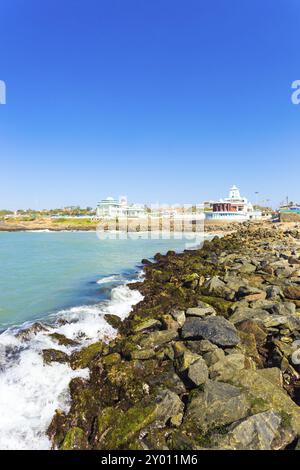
left=47, top=225, right=300, bottom=450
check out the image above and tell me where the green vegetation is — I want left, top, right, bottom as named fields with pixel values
left=16, top=206, right=96, bottom=217
left=0, top=209, right=14, bottom=216
left=52, top=217, right=95, bottom=225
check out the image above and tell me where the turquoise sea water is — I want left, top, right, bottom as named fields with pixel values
left=0, top=231, right=201, bottom=329
left=0, top=230, right=205, bottom=450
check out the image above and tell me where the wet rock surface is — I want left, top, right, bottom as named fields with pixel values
left=47, top=223, right=300, bottom=450
left=182, top=316, right=240, bottom=346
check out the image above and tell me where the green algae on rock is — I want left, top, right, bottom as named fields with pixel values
left=70, top=341, right=105, bottom=369
left=47, top=223, right=300, bottom=450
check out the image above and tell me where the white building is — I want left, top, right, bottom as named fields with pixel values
left=205, top=185, right=262, bottom=221
left=96, top=196, right=146, bottom=219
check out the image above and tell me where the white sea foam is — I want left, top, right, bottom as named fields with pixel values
left=0, top=283, right=143, bottom=450
left=26, top=229, right=52, bottom=233
left=96, top=274, right=120, bottom=284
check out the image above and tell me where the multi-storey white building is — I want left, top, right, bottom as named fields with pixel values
left=96, top=197, right=146, bottom=219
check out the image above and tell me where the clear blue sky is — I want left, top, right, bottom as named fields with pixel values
left=0, top=0, right=299, bottom=210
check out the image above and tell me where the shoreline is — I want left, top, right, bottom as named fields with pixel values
left=0, top=236, right=214, bottom=449
left=44, top=222, right=300, bottom=450
left=0, top=218, right=253, bottom=235
left=0, top=274, right=143, bottom=449
left=0, top=235, right=208, bottom=332
left=3, top=221, right=300, bottom=450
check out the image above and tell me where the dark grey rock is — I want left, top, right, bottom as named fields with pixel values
left=181, top=316, right=240, bottom=347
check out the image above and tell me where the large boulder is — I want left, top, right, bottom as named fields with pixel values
left=49, top=332, right=79, bottom=347
left=185, top=339, right=217, bottom=355
left=266, top=286, right=284, bottom=301
left=184, top=380, right=250, bottom=434
left=107, top=358, right=186, bottom=403
left=209, top=353, right=249, bottom=382
left=229, top=307, right=288, bottom=328
left=236, top=320, right=267, bottom=347
left=94, top=389, right=183, bottom=449
left=237, top=286, right=266, bottom=302
left=237, top=331, right=263, bottom=367
left=181, top=316, right=240, bottom=347
left=104, top=314, right=123, bottom=330
left=217, top=411, right=293, bottom=450
left=42, top=348, right=69, bottom=365
left=70, top=341, right=104, bottom=369
left=265, top=302, right=296, bottom=316
left=229, top=306, right=266, bottom=324
left=285, top=315, right=300, bottom=332
left=139, top=330, right=178, bottom=350
left=186, top=304, right=216, bottom=317
left=132, top=318, right=161, bottom=333
left=205, top=276, right=234, bottom=300
left=284, top=285, right=300, bottom=300
left=229, top=369, right=300, bottom=435
left=235, top=262, right=257, bottom=274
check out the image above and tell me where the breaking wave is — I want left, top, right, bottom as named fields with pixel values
left=0, top=281, right=143, bottom=450
left=96, top=274, right=120, bottom=284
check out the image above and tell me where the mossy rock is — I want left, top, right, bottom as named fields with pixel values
left=42, top=348, right=69, bottom=365
left=139, top=330, right=178, bottom=350
left=238, top=331, right=263, bottom=367
left=167, top=430, right=199, bottom=450
left=104, top=314, right=122, bottom=330
left=112, top=333, right=145, bottom=358
left=70, top=341, right=105, bottom=369
left=149, top=269, right=172, bottom=283
left=130, top=348, right=156, bottom=360
left=141, top=428, right=172, bottom=450
left=132, top=318, right=162, bottom=333
left=197, top=295, right=233, bottom=318
left=95, top=404, right=156, bottom=449
left=107, top=359, right=185, bottom=403
left=101, top=352, right=121, bottom=366
left=60, top=427, right=88, bottom=450
left=181, top=273, right=200, bottom=289
left=67, top=377, right=104, bottom=431
left=229, top=369, right=300, bottom=434
left=106, top=359, right=157, bottom=403
left=94, top=389, right=183, bottom=450
left=47, top=409, right=69, bottom=449
left=49, top=332, right=78, bottom=347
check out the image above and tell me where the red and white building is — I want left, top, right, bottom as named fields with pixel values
left=205, top=185, right=262, bottom=221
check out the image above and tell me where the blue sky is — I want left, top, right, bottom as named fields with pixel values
left=0, top=0, right=299, bottom=209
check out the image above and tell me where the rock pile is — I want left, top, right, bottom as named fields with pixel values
left=46, top=224, right=300, bottom=450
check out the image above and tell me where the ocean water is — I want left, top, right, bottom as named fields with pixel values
left=0, top=231, right=204, bottom=450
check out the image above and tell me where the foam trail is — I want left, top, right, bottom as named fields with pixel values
left=0, top=283, right=143, bottom=449
left=96, top=274, right=120, bottom=285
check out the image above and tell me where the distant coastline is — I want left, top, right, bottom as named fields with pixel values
left=0, top=217, right=246, bottom=234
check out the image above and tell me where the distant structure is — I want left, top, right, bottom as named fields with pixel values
left=205, top=185, right=262, bottom=221
left=119, top=195, right=128, bottom=207
left=279, top=201, right=300, bottom=221
left=279, top=198, right=300, bottom=214
left=96, top=196, right=146, bottom=219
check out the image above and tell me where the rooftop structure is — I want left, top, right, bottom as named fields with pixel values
left=205, top=185, right=262, bottom=221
